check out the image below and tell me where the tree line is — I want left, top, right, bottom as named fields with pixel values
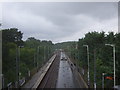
left=1, top=28, right=54, bottom=88
left=62, top=31, right=120, bottom=88
left=1, top=28, right=120, bottom=88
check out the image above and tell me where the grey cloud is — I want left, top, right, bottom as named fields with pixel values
left=2, top=2, right=118, bottom=43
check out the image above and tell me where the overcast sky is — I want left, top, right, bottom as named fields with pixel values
left=2, top=2, right=118, bottom=43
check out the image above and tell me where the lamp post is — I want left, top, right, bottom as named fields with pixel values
left=105, top=44, right=116, bottom=88
left=44, top=46, right=46, bottom=62
left=83, top=45, right=90, bottom=88
left=16, top=45, right=19, bottom=88
left=16, top=45, right=24, bottom=87
left=47, top=46, right=49, bottom=60
left=18, top=46, right=23, bottom=81
left=1, top=74, right=4, bottom=89
left=37, top=46, right=40, bottom=71
left=102, top=73, right=106, bottom=89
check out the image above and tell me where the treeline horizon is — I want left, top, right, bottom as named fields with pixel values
left=1, top=28, right=120, bottom=88
left=62, top=31, right=120, bottom=88
left=1, top=28, right=54, bottom=87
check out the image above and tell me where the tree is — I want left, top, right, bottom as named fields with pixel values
left=2, top=28, right=23, bottom=87
left=2, top=28, right=23, bottom=46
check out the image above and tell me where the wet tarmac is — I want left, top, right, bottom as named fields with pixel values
left=56, top=52, right=77, bottom=88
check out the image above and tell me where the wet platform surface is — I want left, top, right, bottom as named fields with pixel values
left=24, top=51, right=87, bottom=89
left=56, top=52, right=76, bottom=88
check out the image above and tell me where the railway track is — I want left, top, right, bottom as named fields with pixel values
left=32, top=51, right=60, bottom=89
left=32, top=50, right=88, bottom=89
left=37, top=52, right=60, bottom=88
